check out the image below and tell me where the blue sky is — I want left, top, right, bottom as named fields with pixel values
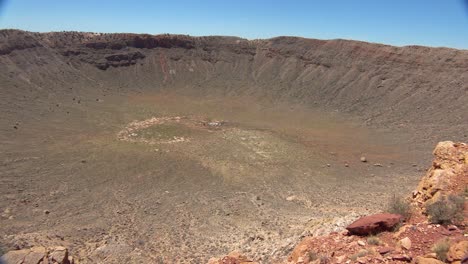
left=1, top=0, right=467, bottom=49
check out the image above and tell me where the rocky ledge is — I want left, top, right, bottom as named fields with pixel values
left=0, top=246, right=75, bottom=264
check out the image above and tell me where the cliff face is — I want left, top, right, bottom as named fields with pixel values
left=0, top=29, right=467, bottom=133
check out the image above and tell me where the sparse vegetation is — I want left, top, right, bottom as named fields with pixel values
left=319, top=255, right=330, bottom=264
left=308, top=251, right=318, bottom=261
left=387, top=195, right=412, bottom=220
left=367, top=235, right=381, bottom=245
left=308, top=251, right=330, bottom=264
left=391, top=221, right=404, bottom=232
left=349, top=250, right=368, bottom=261
left=426, top=195, right=464, bottom=225
left=432, top=239, right=451, bottom=262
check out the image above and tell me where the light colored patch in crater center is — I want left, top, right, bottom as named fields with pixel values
left=117, top=116, right=225, bottom=144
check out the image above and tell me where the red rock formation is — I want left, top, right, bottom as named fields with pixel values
left=285, top=141, right=467, bottom=264
left=207, top=252, right=259, bottom=264
left=413, top=141, right=468, bottom=207
left=345, top=213, right=403, bottom=236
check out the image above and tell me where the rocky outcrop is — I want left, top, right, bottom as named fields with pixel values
left=83, top=33, right=195, bottom=50
left=345, top=213, right=403, bottom=236
left=61, top=47, right=146, bottom=70
left=283, top=141, right=467, bottom=264
left=413, top=141, right=468, bottom=207
left=0, top=30, right=41, bottom=55
left=0, top=246, right=74, bottom=264
left=43, top=32, right=195, bottom=70
left=447, top=241, right=468, bottom=263
left=415, top=257, right=445, bottom=264
left=285, top=221, right=466, bottom=264
left=94, top=51, right=146, bottom=70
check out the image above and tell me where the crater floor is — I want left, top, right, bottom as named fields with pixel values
left=0, top=93, right=427, bottom=263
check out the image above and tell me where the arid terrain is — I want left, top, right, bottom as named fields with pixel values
left=0, top=30, right=467, bottom=263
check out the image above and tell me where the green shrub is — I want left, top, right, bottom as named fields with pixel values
left=349, top=250, right=368, bottom=261
left=387, top=195, right=412, bottom=220
left=319, top=255, right=330, bottom=264
left=308, top=251, right=330, bottom=264
left=426, top=195, right=464, bottom=225
left=367, top=236, right=381, bottom=245
left=432, top=239, right=451, bottom=262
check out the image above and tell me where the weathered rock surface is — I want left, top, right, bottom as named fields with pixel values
left=283, top=141, right=467, bottom=264
left=414, top=257, right=445, bottom=264
left=413, top=141, right=468, bottom=207
left=288, top=237, right=315, bottom=263
left=345, top=213, right=403, bottom=235
left=0, top=246, right=73, bottom=264
left=399, top=237, right=412, bottom=250
left=207, top=252, right=258, bottom=264
left=447, top=240, right=468, bottom=263
left=391, top=254, right=412, bottom=262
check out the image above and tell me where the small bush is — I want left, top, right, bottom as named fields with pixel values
left=391, top=220, right=405, bottom=233
left=426, top=195, right=464, bottom=225
left=308, top=251, right=330, bottom=264
left=387, top=195, right=412, bottom=220
left=432, top=239, right=451, bottom=262
left=308, top=251, right=318, bottom=261
left=349, top=250, right=368, bottom=261
left=367, top=236, right=381, bottom=245
left=319, top=255, right=330, bottom=264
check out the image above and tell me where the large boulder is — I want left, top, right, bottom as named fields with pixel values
left=414, top=256, right=445, bottom=264
left=0, top=249, right=30, bottom=264
left=413, top=141, right=468, bottom=207
left=447, top=240, right=468, bottom=263
left=346, top=213, right=403, bottom=235
left=23, top=247, right=47, bottom=264
left=0, top=247, right=47, bottom=264
left=0, top=246, right=73, bottom=264
left=288, top=236, right=315, bottom=262
left=49, top=246, right=70, bottom=264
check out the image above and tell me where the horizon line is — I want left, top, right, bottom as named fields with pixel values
left=2, top=27, right=467, bottom=51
